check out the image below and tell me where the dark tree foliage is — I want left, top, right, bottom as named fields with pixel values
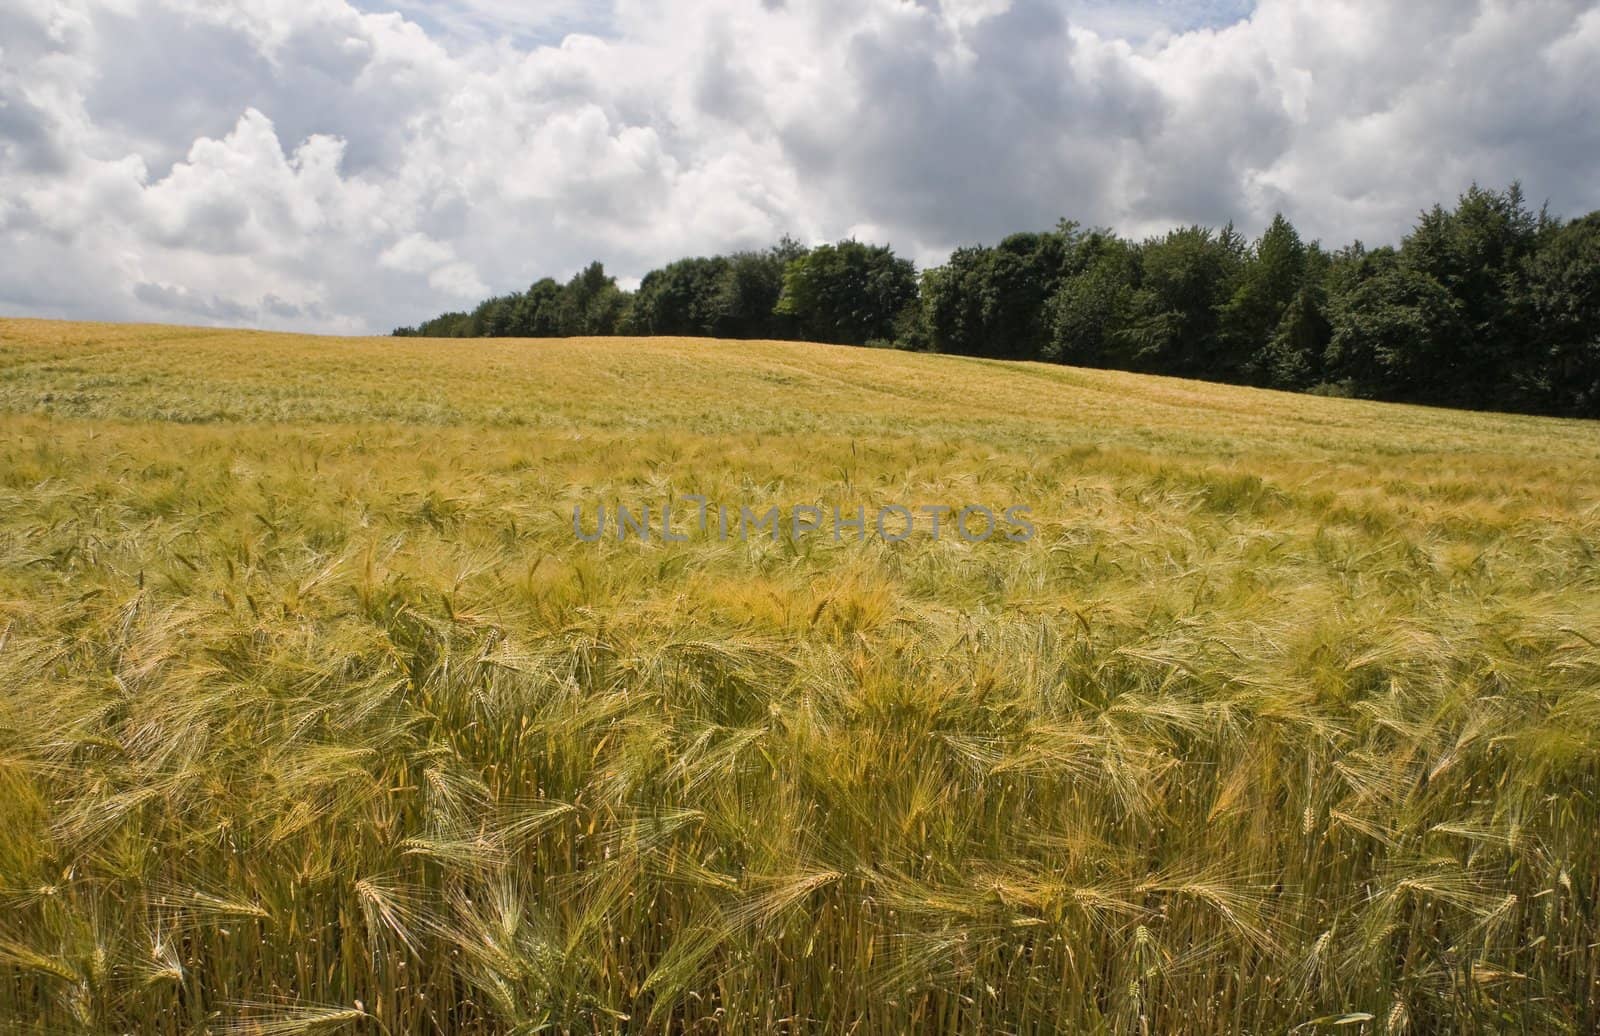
left=1326, top=248, right=1467, bottom=402
left=624, top=239, right=807, bottom=339
left=1042, top=231, right=1138, bottom=367
left=1220, top=215, right=1314, bottom=384
left=720, top=238, right=810, bottom=340
left=511, top=278, right=563, bottom=337
left=1526, top=213, right=1600, bottom=415
left=775, top=240, right=918, bottom=347
left=556, top=262, right=628, bottom=336
left=1257, top=245, right=1333, bottom=390
left=627, top=257, right=733, bottom=337
left=923, top=226, right=1074, bottom=360
left=394, top=184, right=1599, bottom=418
left=396, top=310, right=472, bottom=338
left=393, top=265, right=628, bottom=339
left=1120, top=225, right=1246, bottom=378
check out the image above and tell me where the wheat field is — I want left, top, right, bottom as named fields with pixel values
left=1, top=317, right=1598, bottom=1033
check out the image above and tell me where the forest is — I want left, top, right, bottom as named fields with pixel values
left=395, top=184, right=1600, bottom=418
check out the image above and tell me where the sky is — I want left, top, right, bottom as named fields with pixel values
left=1, top=0, right=1596, bottom=335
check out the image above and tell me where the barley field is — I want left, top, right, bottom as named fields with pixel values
left=1, top=317, right=1598, bottom=1034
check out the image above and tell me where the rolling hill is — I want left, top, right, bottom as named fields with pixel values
left=2, top=317, right=1598, bottom=1033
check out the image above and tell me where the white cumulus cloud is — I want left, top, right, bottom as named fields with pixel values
left=1, top=0, right=1597, bottom=334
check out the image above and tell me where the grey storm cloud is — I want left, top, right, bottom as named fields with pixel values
left=1, top=0, right=1598, bottom=334
left=133, top=281, right=256, bottom=321
left=790, top=0, right=1170, bottom=245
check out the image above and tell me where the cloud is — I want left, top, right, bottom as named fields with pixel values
left=349, top=0, right=617, bottom=49
left=1, top=0, right=1597, bottom=334
left=133, top=281, right=256, bottom=321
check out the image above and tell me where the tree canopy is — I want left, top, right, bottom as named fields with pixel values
left=394, top=184, right=1600, bottom=418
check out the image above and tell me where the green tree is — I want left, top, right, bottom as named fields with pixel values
left=1410, top=185, right=1544, bottom=407
left=1219, top=214, right=1311, bottom=383
left=1121, top=225, right=1245, bottom=377
left=920, top=248, right=987, bottom=357
left=510, top=278, right=564, bottom=337
left=390, top=189, right=1597, bottom=420
left=627, top=240, right=806, bottom=339
left=716, top=241, right=807, bottom=339
left=557, top=261, right=628, bottom=336
left=1526, top=212, right=1600, bottom=416
left=1327, top=184, right=1545, bottom=409
left=1043, top=232, right=1138, bottom=367
left=1325, top=247, right=1467, bottom=401
left=1255, top=244, right=1333, bottom=390
left=630, top=257, right=733, bottom=336
left=775, top=240, right=918, bottom=346
left=921, top=226, right=1074, bottom=360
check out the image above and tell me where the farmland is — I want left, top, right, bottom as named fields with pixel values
left=1, top=317, right=1598, bottom=1032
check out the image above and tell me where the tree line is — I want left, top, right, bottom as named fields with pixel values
left=394, top=184, right=1600, bottom=418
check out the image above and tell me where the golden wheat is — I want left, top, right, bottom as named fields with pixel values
left=0, top=317, right=1597, bottom=1032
